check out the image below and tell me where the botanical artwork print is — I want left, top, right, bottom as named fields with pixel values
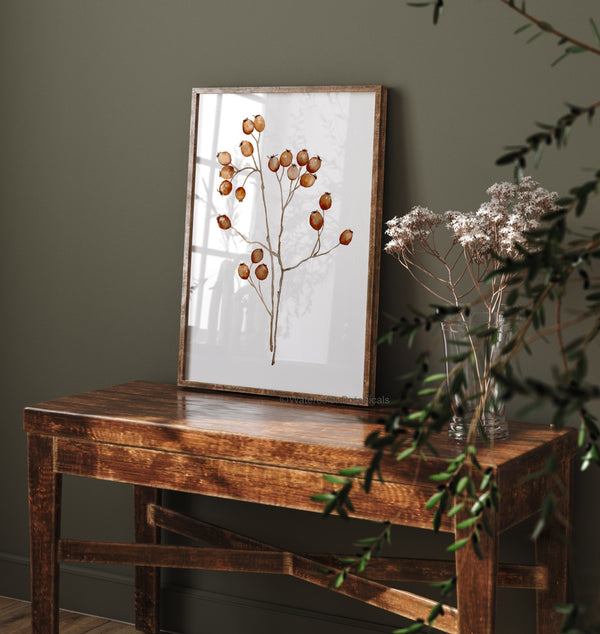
left=213, top=114, right=354, bottom=365
left=183, top=89, right=378, bottom=400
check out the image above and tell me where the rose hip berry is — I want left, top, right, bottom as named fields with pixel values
left=280, top=150, right=293, bottom=167
left=253, top=115, right=265, bottom=132
left=240, top=140, right=254, bottom=157
left=217, top=215, right=231, bottom=230
left=309, top=211, right=324, bottom=231
left=235, top=187, right=246, bottom=201
left=218, top=180, right=233, bottom=196
left=339, top=229, right=353, bottom=245
left=307, top=156, right=322, bottom=173
left=255, top=263, right=269, bottom=280
left=296, top=149, right=309, bottom=166
left=300, top=173, right=316, bottom=188
left=238, top=263, right=250, bottom=279
left=217, top=151, right=232, bottom=166
left=287, top=164, right=300, bottom=180
left=251, top=248, right=264, bottom=263
left=220, top=165, right=235, bottom=179
left=319, top=192, right=332, bottom=211
left=242, top=118, right=254, bottom=134
left=268, top=155, right=280, bottom=172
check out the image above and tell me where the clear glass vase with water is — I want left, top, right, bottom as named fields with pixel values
left=441, top=311, right=510, bottom=441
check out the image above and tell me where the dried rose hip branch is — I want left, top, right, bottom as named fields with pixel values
left=215, top=115, right=353, bottom=365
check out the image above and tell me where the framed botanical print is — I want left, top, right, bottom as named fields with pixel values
left=178, top=86, right=387, bottom=405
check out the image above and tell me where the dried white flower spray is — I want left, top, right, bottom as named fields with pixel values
left=385, top=176, right=558, bottom=316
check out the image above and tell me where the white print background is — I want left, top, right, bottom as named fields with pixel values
left=185, top=90, right=376, bottom=399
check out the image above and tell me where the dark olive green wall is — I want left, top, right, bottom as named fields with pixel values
left=2, top=1, right=599, bottom=631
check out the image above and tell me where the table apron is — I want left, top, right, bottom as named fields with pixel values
left=53, top=438, right=453, bottom=532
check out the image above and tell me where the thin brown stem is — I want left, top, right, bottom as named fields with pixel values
left=284, top=242, right=341, bottom=273
left=556, top=293, right=570, bottom=375
left=499, top=0, right=600, bottom=56
left=253, top=134, right=276, bottom=352
left=247, top=276, right=272, bottom=317
left=230, top=227, right=271, bottom=254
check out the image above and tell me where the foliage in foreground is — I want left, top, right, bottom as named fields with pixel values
left=313, top=2, right=600, bottom=632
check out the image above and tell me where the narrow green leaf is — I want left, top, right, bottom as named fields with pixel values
left=472, top=535, right=484, bottom=560
left=456, top=516, right=479, bottom=530
left=551, top=51, right=570, bottom=67
left=397, top=444, right=416, bottom=461
left=443, top=351, right=471, bottom=363
left=322, top=474, right=348, bottom=485
left=480, top=511, right=494, bottom=537
left=376, top=331, right=394, bottom=345
left=424, top=373, right=447, bottom=384
left=526, top=30, right=544, bottom=44
left=447, top=537, right=470, bottom=553
left=480, top=468, right=493, bottom=491
left=447, top=502, right=465, bottom=517
left=428, top=602, right=444, bottom=625
left=425, top=490, right=445, bottom=510
left=336, top=557, right=357, bottom=565
left=578, top=422, right=586, bottom=447
left=406, top=410, right=427, bottom=422
left=311, top=493, right=336, bottom=503
left=433, top=0, right=443, bottom=25
left=531, top=516, right=546, bottom=541
left=495, top=150, right=523, bottom=166
left=514, top=162, right=523, bottom=184
left=471, top=491, right=489, bottom=515
left=338, top=466, right=365, bottom=477
left=355, top=536, right=379, bottom=545
left=588, top=107, right=595, bottom=124
left=514, top=23, right=532, bottom=35
left=470, top=452, right=482, bottom=472
left=534, top=141, right=545, bottom=168
left=393, top=622, right=425, bottom=634
left=429, top=472, right=452, bottom=482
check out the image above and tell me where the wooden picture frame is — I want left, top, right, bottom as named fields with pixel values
left=178, top=86, right=387, bottom=405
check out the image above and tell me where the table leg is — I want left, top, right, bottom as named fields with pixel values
left=134, top=485, right=161, bottom=633
left=535, top=459, right=573, bottom=634
left=28, top=433, right=62, bottom=633
left=455, top=513, right=498, bottom=634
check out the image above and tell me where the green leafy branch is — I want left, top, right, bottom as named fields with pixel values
left=503, top=1, right=600, bottom=62
left=393, top=576, right=457, bottom=634
left=487, top=173, right=600, bottom=465
left=330, top=522, right=392, bottom=589
left=520, top=454, right=569, bottom=542
left=424, top=446, right=499, bottom=557
left=496, top=102, right=600, bottom=179
left=410, top=0, right=600, bottom=61
left=408, top=1, right=600, bottom=181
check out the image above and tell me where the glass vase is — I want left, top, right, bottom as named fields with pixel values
left=441, top=311, right=510, bottom=441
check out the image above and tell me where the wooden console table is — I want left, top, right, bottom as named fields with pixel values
left=25, top=381, right=577, bottom=633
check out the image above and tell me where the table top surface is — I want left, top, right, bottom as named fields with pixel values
left=24, top=381, right=577, bottom=481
